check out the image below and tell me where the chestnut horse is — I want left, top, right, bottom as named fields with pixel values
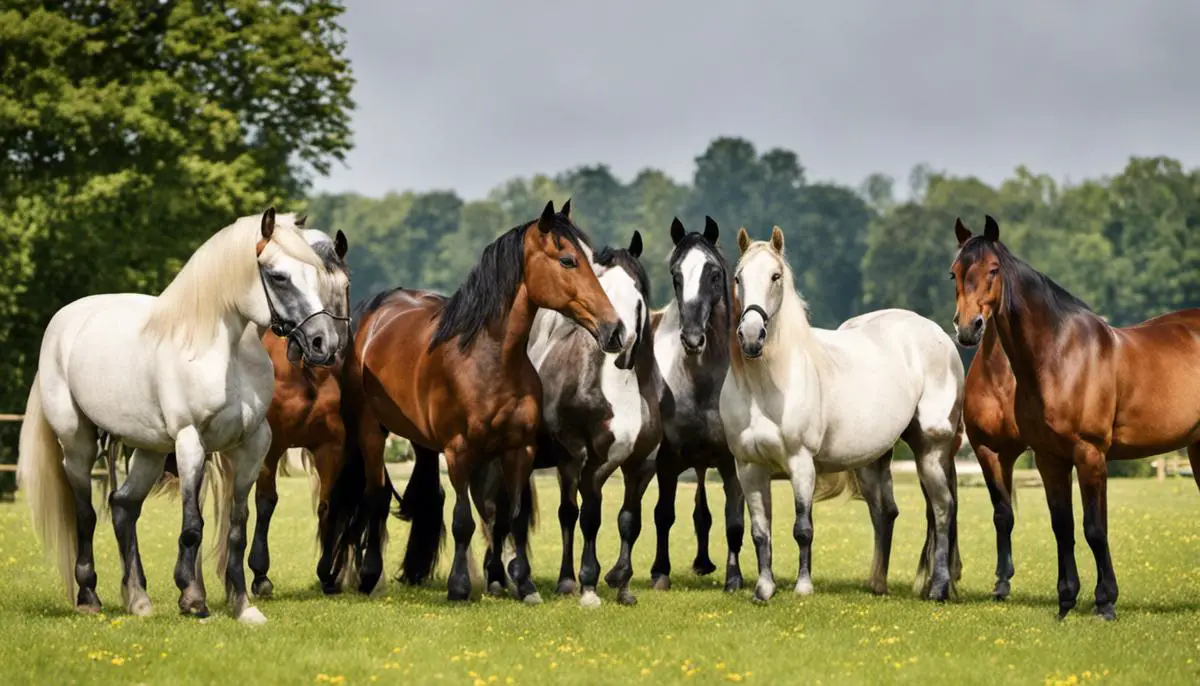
left=951, top=215, right=1200, bottom=620
left=324, top=201, right=623, bottom=601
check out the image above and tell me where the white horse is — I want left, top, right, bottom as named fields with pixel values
left=18, top=209, right=349, bottom=624
left=719, top=227, right=964, bottom=603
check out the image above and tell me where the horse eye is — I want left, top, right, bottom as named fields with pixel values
left=988, top=267, right=999, bottom=276
left=771, top=273, right=781, bottom=282
left=733, top=276, right=740, bottom=286
left=559, top=255, right=577, bottom=268
left=269, top=271, right=288, bottom=284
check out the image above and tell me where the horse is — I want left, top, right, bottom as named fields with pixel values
left=323, top=200, right=623, bottom=602
left=963, top=324, right=1027, bottom=601
left=650, top=216, right=746, bottom=593
left=17, top=209, right=349, bottom=624
left=523, top=230, right=663, bottom=607
left=721, top=226, right=965, bottom=603
left=951, top=215, right=1200, bottom=620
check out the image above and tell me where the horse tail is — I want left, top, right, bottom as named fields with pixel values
left=17, top=373, right=77, bottom=603
left=147, top=452, right=181, bottom=501
left=97, top=433, right=121, bottom=518
left=210, top=451, right=236, bottom=582
left=397, top=446, right=445, bottom=585
left=812, top=470, right=863, bottom=503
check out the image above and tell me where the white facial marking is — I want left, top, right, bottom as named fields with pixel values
left=679, top=248, right=712, bottom=303
left=599, top=267, right=643, bottom=352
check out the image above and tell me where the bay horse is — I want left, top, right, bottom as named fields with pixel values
left=722, top=227, right=964, bottom=603
left=324, top=200, right=623, bottom=602
left=524, top=230, right=663, bottom=607
left=650, top=217, right=746, bottom=593
left=951, top=215, right=1200, bottom=620
left=18, top=209, right=348, bottom=624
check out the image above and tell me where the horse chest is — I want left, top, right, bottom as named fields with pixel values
left=734, top=402, right=788, bottom=468
left=599, top=364, right=645, bottom=462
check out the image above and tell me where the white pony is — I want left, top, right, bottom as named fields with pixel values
left=18, top=209, right=349, bottom=624
left=719, top=227, right=964, bottom=603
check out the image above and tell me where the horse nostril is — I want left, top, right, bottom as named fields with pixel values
left=608, top=323, right=625, bottom=349
left=972, top=317, right=984, bottom=332
left=312, top=335, right=325, bottom=353
left=737, top=330, right=744, bottom=342
left=758, top=329, right=766, bottom=342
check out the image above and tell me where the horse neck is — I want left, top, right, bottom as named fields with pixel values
left=991, top=278, right=1062, bottom=389
left=489, top=285, right=538, bottom=372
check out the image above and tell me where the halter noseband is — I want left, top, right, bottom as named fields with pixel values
left=740, top=304, right=770, bottom=326
left=258, top=269, right=351, bottom=341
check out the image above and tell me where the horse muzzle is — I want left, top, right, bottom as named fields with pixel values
left=954, top=315, right=985, bottom=347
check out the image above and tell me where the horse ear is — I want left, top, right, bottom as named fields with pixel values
left=954, top=217, right=972, bottom=246
left=538, top=200, right=555, bottom=233
left=296, top=214, right=308, bottom=227
left=561, top=198, right=572, bottom=220
left=629, top=230, right=643, bottom=258
left=737, top=227, right=751, bottom=255
left=335, top=229, right=349, bottom=259
left=703, top=216, right=719, bottom=244
left=670, top=217, right=686, bottom=245
left=261, top=207, right=276, bottom=240
left=770, top=226, right=785, bottom=254
left=984, top=215, right=1001, bottom=242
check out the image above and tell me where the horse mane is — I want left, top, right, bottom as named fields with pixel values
left=956, top=236, right=1092, bottom=326
left=732, top=242, right=829, bottom=376
left=430, top=212, right=592, bottom=352
left=143, top=212, right=327, bottom=354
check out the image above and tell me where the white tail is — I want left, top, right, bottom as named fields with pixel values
left=210, top=452, right=235, bottom=583
left=17, top=373, right=77, bottom=603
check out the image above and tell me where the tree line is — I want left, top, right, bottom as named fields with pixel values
left=310, top=140, right=1200, bottom=334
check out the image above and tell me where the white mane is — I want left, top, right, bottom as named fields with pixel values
left=143, top=212, right=328, bottom=354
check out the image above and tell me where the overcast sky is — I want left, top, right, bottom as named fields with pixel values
left=315, top=1, right=1200, bottom=200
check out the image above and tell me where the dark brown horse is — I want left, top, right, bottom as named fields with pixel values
left=951, top=215, right=1200, bottom=620
left=324, top=201, right=623, bottom=601
left=247, top=330, right=346, bottom=598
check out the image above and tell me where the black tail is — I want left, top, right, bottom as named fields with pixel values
left=397, top=444, right=445, bottom=585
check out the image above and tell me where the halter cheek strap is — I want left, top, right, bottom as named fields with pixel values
left=740, top=304, right=770, bottom=325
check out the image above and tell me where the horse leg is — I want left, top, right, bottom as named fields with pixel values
left=503, top=446, right=541, bottom=604
left=856, top=449, right=898, bottom=595
left=249, top=439, right=285, bottom=599
left=784, top=450, right=817, bottom=596
left=312, top=440, right=344, bottom=562
left=1188, top=443, right=1200, bottom=493
left=1075, top=444, right=1117, bottom=620
left=691, top=466, right=717, bottom=576
left=605, top=447, right=657, bottom=605
left=738, top=461, right=775, bottom=602
left=354, top=419, right=389, bottom=595
left=556, top=459, right=581, bottom=595
left=1035, top=453, right=1080, bottom=619
left=172, top=427, right=210, bottom=616
left=650, top=459, right=680, bottom=591
left=911, top=432, right=957, bottom=601
left=110, top=448, right=166, bottom=616
left=575, top=459, right=606, bottom=608
left=216, top=425, right=271, bottom=624
left=716, top=455, right=745, bottom=592
left=978, top=444, right=1019, bottom=600
left=445, top=446, right=476, bottom=601
left=61, top=425, right=101, bottom=613
left=469, top=461, right=508, bottom=596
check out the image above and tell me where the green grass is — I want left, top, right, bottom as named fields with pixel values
left=1, top=473, right=1198, bottom=685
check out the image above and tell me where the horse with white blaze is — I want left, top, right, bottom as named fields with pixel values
left=18, top=209, right=350, bottom=624
left=720, top=226, right=964, bottom=603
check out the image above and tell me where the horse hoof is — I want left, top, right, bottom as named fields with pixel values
left=867, top=579, right=889, bottom=596
left=992, top=581, right=1011, bottom=601
left=522, top=592, right=543, bottom=606
left=579, top=590, right=601, bottom=608
left=1094, top=605, right=1117, bottom=622
left=488, top=581, right=506, bottom=597
left=357, top=576, right=380, bottom=595
left=794, top=578, right=814, bottom=596
left=752, top=581, right=775, bottom=604
left=651, top=575, right=671, bottom=592
left=252, top=577, right=274, bottom=599
left=237, top=606, right=267, bottom=625
left=724, top=575, right=744, bottom=593
left=75, top=602, right=102, bottom=615
left=692, top=558, right=717, bottom=576
left=555, top=579, right=577, bottom=596
left=321, top=581, right=341, bottom=596
left=603, top=567, right=625, bottom=589
left=128, top=593, right=153, bottom=618
left=616, top=589, right=637, bottom=606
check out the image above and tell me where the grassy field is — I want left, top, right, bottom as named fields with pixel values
left=1, top=471, right=1198, bottom=685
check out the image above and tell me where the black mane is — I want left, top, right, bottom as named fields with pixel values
left=430, top=213, right=592, bottom=352
left=956, top=236, right=1092, bottom=324
left=596, top=245, right=651, bottom=300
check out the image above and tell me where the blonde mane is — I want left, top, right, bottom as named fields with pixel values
left=143, top=212, right=330, bottom=354
left=734, top=242, right=830, bottom=376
